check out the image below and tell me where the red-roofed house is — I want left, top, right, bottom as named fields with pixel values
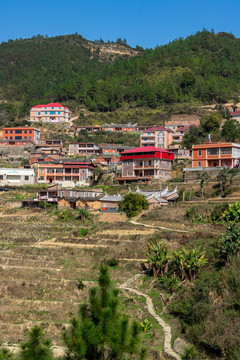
left=30, top=103, right=70, bottom=123
left=140, top=127, right=173, bottom=149
left=117, top=146, right=174, bottom=184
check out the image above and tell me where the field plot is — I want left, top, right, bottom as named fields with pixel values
left=0, top=210, right=156, bottom=347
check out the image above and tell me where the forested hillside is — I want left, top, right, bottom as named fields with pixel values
left=0, top=30, right=240, bottom=123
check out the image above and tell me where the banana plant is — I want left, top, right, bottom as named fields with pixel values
left=139, top=319, right=153, bottom=333
left=146, top=240, right=171, bottom=277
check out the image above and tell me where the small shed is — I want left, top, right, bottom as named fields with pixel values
left=99, top=193, right=123, bottom=213
left=58, top=197, right=76, bottom=210
left=76, top=197, right=101, bottom=211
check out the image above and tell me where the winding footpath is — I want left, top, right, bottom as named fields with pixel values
left=130, top=220, right=189, bottom=233
left=119, top=274, right=181, bottom=360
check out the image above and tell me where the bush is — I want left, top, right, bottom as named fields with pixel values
left=79, top=228, right=88, bottom=237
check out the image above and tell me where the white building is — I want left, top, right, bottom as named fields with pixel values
left=30, top=103, right=70, bottom=123
left=0, top=168, right=35, bottom=186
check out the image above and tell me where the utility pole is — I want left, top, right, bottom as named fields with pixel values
left=159, top=169, right=162, bottom=207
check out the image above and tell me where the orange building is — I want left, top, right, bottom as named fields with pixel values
left=192, top=142, right=240, bottom=168
left=3, top=127, right=40, bottom=144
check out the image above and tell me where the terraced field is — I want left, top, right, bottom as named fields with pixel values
left=0, top=210, right=157, bottom=347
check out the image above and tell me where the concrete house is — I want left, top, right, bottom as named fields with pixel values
left=0, top=168, right=35, bottom=186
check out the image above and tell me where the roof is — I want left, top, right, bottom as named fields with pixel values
left=120, top=146, right=172, bottom=154
left=231, top=111, right=240, bottom=115
left=175, top=126, right=190, bottom=132
left=142, top=126, right=172, bottom=132
left=32, top=103, right=68, bottom=109
left=3, top=127, right=39, bottom=131
left=100, top=193, right=123, bottom=202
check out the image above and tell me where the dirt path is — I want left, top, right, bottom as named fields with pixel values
left=120, top=274, right=181, bottom=360
left=130, top=220, right=189, bottom=233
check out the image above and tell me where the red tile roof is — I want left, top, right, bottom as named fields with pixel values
left=121, top=146, right=171, bottom=154
left=32, top=103, right=69, bottom=109
left=143, top=126, right=172, bottom=132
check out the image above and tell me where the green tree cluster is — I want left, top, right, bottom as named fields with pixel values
left=118, top=193, right=149, bottom=218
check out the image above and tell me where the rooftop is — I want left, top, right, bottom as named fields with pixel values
left=32, top=103, right=68, bottom=109
left=142, top=126, right=172, bottom=132
left=120, top=146, right=172, bottom=154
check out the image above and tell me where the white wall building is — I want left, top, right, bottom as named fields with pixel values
left=0, top=168, right=35, bottom=186
left=30, top=103, right=70, bottom=123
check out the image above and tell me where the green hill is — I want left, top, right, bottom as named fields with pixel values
left=0, top=30, right=240, bottom=125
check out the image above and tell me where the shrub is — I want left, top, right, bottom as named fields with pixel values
left=79, top=228, right=88, bottom=237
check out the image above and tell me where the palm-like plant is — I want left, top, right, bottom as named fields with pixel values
left=146, top=240, right=171, bottom=277
left=172, top=247, right=207, bottom=281
left=216, top=222, right=240, bottom=265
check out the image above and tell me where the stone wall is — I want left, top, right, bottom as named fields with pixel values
left=183, top=167, right=225, bottom=182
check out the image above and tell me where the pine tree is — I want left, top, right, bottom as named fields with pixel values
left=19, top=326, right=53, bottom=360
left=63, top=265, right=146, bottom=359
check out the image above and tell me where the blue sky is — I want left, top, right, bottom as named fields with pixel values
left=0, top=0, right=239, bottom=48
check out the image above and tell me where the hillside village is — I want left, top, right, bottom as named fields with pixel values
left=0, top=31, right=240, bottom=360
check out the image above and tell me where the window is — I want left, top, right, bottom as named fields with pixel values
left=5, top=130, right=8, bottom=134
left=44, top=107, right=47, bottom=109
left=157, top=132, right=164, bottom=147
left=82, top=170, right=85, bottom=174
left=207, top=148, right=219, bottom=155
left=15, top=136, right=22, bottom=140
left=38, top=112, right=41, bottom=115
left=0, top=175, right=3, bottom=180
left=221, top=148, right=232, bottom=154
left=10, top=130, right=13, bottom=134
left=25, top=176, right=29, bottom=181
left=24, top=130, right=27, bottom=133
left=24, top=137, right=27, bottom=139
left=198, top=162, right=201, bottom=167
left=51, top=107, right=54, bottom=109
left=58, top=111, right=61, bottom=114
left=40, top=176, right=44, bottom=180
left=40, top=168, right=44, bottom=173
left=127, top=160, right=130, bottom=165
left=127, top=170, right=130, bottom=176
left=29, top=130, right=32, bottom=133
left=29, top=136, right=32, bottom=140
left=59, top=107, right=61, bottom=109
left=15, top=130, right=22, bottom=134
left=45, top=111, right=48, bottom=115
left=198, top=150, right=202, bottom=156
left=50, top=111, right=56, bottom=114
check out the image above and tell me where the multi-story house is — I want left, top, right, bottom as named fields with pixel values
left=119, top=146, right=174, bottom=183
left=192, top=142, right=240, bottom=168
left=37, top=161, right=96, bottom=187
left=68, top=143, right=101, bottom=156
left=2, top=127, right=40, bottom=144
left=140, top=127, right=173, bottom=149
left=30, top=103, right=70, bottom=123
